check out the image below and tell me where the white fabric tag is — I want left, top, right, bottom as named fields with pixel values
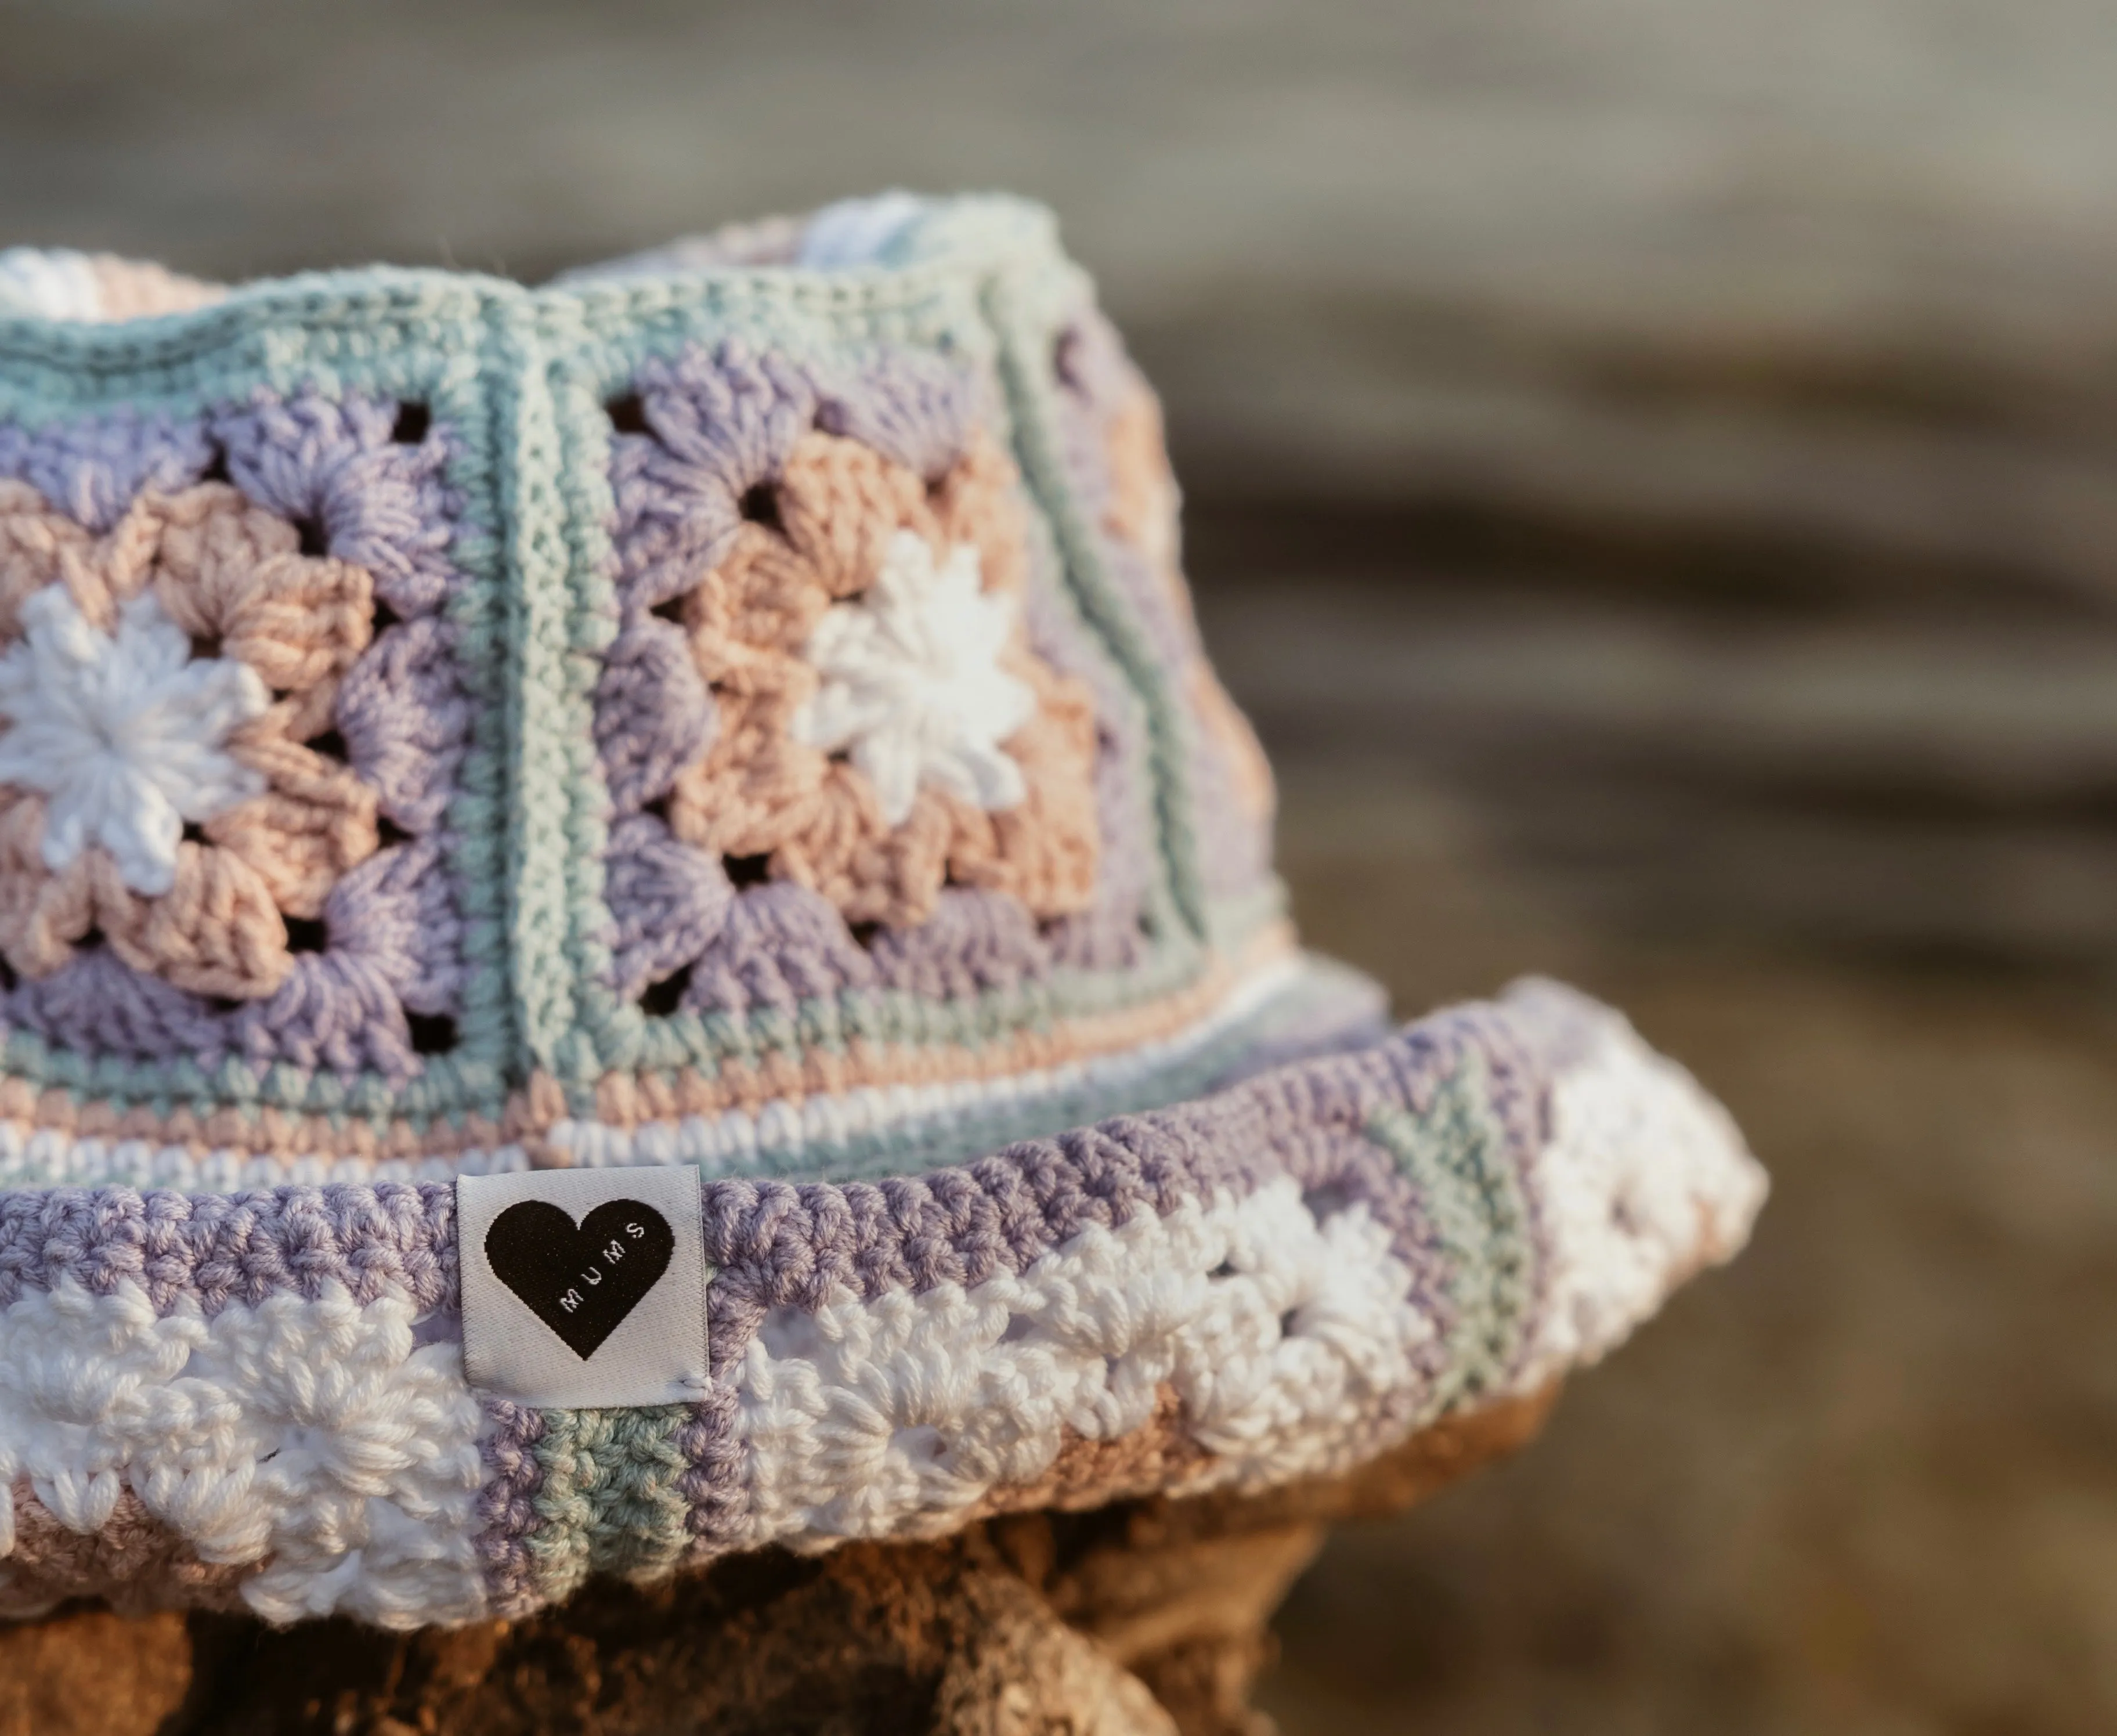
left=457, top=1164, right=709, bottom=1408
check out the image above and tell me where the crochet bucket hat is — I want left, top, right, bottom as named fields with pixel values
left=0, top=195, right=1764, bottom=1628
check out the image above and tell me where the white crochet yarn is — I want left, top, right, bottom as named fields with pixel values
left=0, top=586, right=269, bottom=895
left=1512, top=1012, right=1767, bottom=1392
left=0, top=1280, right=487, bottom=1627
left=797, top=191, right=926, bottom=269
left=0, top=1120, right=532, bottom=1190
left=0, top=249, right=102, bottom=321
left=792, top=530, right=1034, bottom=827
left=723, top=1175, right=1433, bottom=1553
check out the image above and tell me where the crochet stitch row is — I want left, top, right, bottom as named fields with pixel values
left=0, top=981, right=1764, bottom=1625
left=0, top=946, right=1378, bottom=1189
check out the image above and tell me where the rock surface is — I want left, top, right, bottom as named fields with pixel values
left=0, top=1394, right=1554, bottom=1736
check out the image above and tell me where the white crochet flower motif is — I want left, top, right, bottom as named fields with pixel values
left=793, top=529, right=1036, bottom=827
left=0, top=585, right=269, bottom=896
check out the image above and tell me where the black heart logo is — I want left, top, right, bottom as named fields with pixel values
left=484, top=1198, right=675, bottom=1360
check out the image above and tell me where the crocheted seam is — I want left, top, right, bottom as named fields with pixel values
left=1053, top=312, right=1277, bottom=927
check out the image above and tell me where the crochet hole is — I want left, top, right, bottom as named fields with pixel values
left=283, top=916, right=328, bottom=954
left=376, top=814, right=413, bottom=847
left=891, top=1425, right=949, bottom=1464
left=305, top=729, right=349, bottom=764
left=848, top=921, right=882, bottom=952
left=1279, top=1309, right=1300, bottom=1340
left=649, top=593, right=690, bottom=626
left=1209, top=1259, right=1237, bottom=1280
left=295, top=518, right=327, bottom=558
left=639, top=962, right=693, bottom=1019
left=187, top=633, right=222, bottom=662
left=724, top=853, right=773, bottom=889
left=606, top=394, right=650, bottom=436
left=198, top=445, right=231, bottom=485
left=1051, top=326, right=1085, bottom=392
left=0, top=955, right=15, bottom=994
left=409, top=1308, right=459, bottom=1349
left=390, top=402, right=431, bottom=445
left=406, top=1012, right=458, bottom=1056
left=371, top=596, right=402, bottom=634
left=1302, top=1182, right=1359, bottom=1223
left=738, top=482, right=785, bottom=534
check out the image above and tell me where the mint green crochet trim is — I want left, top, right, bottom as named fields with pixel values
left=1364, top=1048, right=1537, bottom=1416
left=976, top=243, right=1208, bottom=944
left=1206, top=881, right=1292, bottom=959
left=436, top=322, right=522, bottom=1100
left=0, top=275, right=500, bottom=421
left=528, top=338, right=625, bottom=1084
left=494, top=296, right=597, bottom=1082
left=525, top=1403, right=693, bottom=1602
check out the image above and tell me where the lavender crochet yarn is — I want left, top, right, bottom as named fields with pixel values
left=0, top=197, right=1765, bottom=1629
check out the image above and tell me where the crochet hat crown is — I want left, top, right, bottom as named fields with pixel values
left=0, top=194, right=1349, bottom=1186
left=0, top=198, right=1762, bottom=1630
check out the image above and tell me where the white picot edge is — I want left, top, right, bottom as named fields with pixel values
left=0, top=250, right=104, bottom=321
left=796, top=192, right=927, bottom=270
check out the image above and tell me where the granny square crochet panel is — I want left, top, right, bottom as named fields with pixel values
left=0, top=197, right=1765, bottom=1627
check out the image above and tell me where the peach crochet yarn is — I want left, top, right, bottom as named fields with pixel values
left=0, top=481, right=376, bottom=998
left=662, top=427, right=1099, bottom=927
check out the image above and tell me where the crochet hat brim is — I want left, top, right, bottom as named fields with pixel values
left=0, top=975, right=1761, bottom=1626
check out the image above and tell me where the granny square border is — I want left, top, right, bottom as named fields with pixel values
left=510, top=208, right=1229, bottom=1120
left=0, top=278, right=515, bottom=1131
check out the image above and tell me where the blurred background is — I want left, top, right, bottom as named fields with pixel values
left=8, top=2, right=2117, bottom=1729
